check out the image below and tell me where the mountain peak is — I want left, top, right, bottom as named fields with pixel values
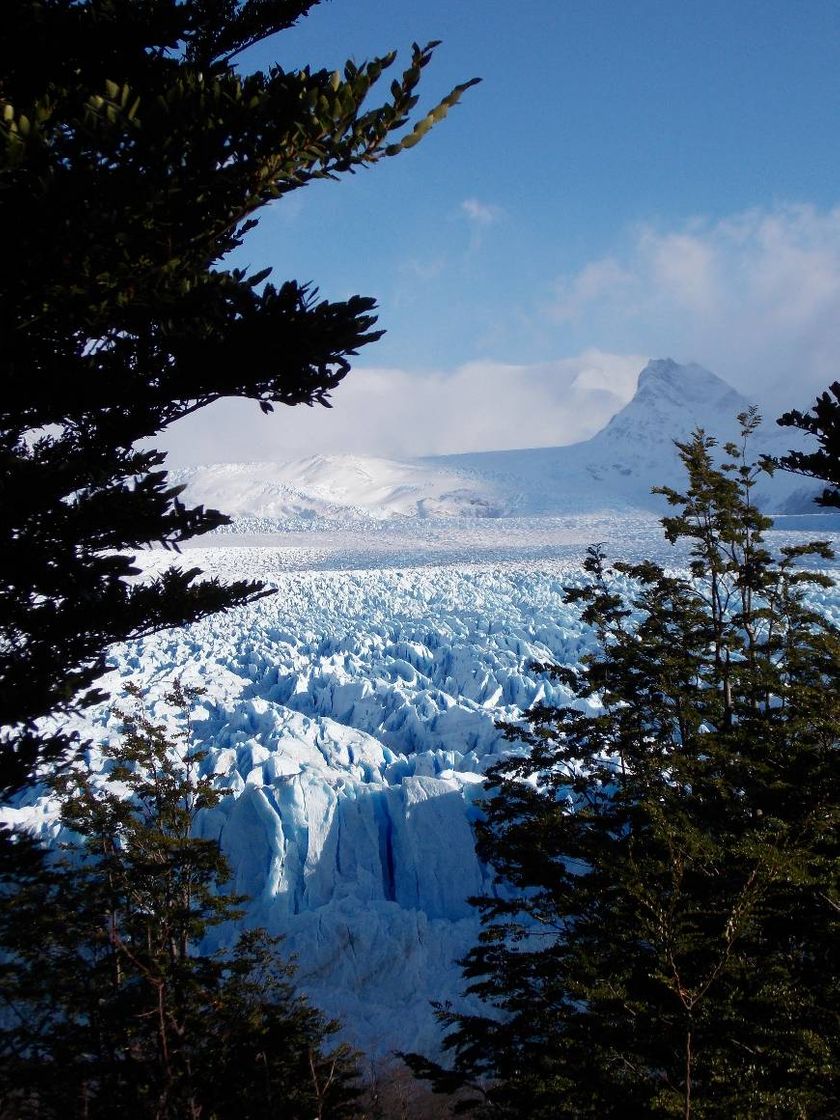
left=638, top=356, right=682, bottom=382
left=636, top=358, right=736, bottom=399
left=593, top=359, right=751, bottom=459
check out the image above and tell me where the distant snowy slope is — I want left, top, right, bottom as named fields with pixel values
left=170, top=360, right=821, bottom=522
left=431, top=358, right=818, bottom=513
left=171, top=454, right=507, bottom=522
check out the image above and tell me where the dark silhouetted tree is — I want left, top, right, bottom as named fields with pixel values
left=778, top=383, right=840, bottom=509
left=0, top=0, right=477, bottom=793
left=414, top=414, right=839, bottom=1118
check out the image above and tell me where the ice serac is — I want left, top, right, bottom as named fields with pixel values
left=9, top=561, right=586, bottom=1059
left=180, top=706, right=496, bottom=1057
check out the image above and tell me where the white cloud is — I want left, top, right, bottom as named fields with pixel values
left=399, top=256, right=447, bottom=281
left=642, top=230, right=720, bottom=315
left=158, top=350, right=646, bottom=466
left=547, top=203, right=840, bottom=410
left=460, top=198, right=503, bottom=225
left=552, top=258, right=633, bottom=323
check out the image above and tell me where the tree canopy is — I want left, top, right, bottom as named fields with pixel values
left=417, top=415, right=840, bottom=1118
left=0, top=0, right=477, bottom=793
left=778, top=382, right=840, bottom=509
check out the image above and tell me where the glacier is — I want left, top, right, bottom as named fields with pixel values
left=6, top=360, right=840, bottom=1059
left=11, top=526, right=840, bottom=1059
left=19, top=554, right=600, bottom=1057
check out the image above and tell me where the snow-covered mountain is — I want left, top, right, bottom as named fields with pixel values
left=171, top=359, right=820, bottom=523
left=171, top=453, right=507, bottom=522
left=433, top=358, right=820, bottom=513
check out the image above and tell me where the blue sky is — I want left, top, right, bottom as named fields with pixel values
left=166, top=0, right=840, bottom=463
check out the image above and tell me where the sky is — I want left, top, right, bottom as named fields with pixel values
left=162, top=0, right=840, bottom=465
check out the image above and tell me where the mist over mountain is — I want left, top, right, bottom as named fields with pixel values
left=172, top=359, right=820, bottom=523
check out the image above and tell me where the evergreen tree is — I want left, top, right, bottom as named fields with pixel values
left=421, top=414, right=839, bottom=1118
left=778, top=383, right=840, bottom=509
left=0, top=0, right=477, bottom=793
left=0, top=682, right=360, bottom=1119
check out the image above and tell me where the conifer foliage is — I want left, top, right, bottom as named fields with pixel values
left=431, top=414, right=839, bottom=1118
left=0, top=0, right=477, bottom=793
left=778, top=382, right=840, bottom=509
left=0, top=681, right=360, bottom=1119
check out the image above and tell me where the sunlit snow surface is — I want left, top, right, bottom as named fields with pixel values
left=10, top=512, right=840, bottom=1057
